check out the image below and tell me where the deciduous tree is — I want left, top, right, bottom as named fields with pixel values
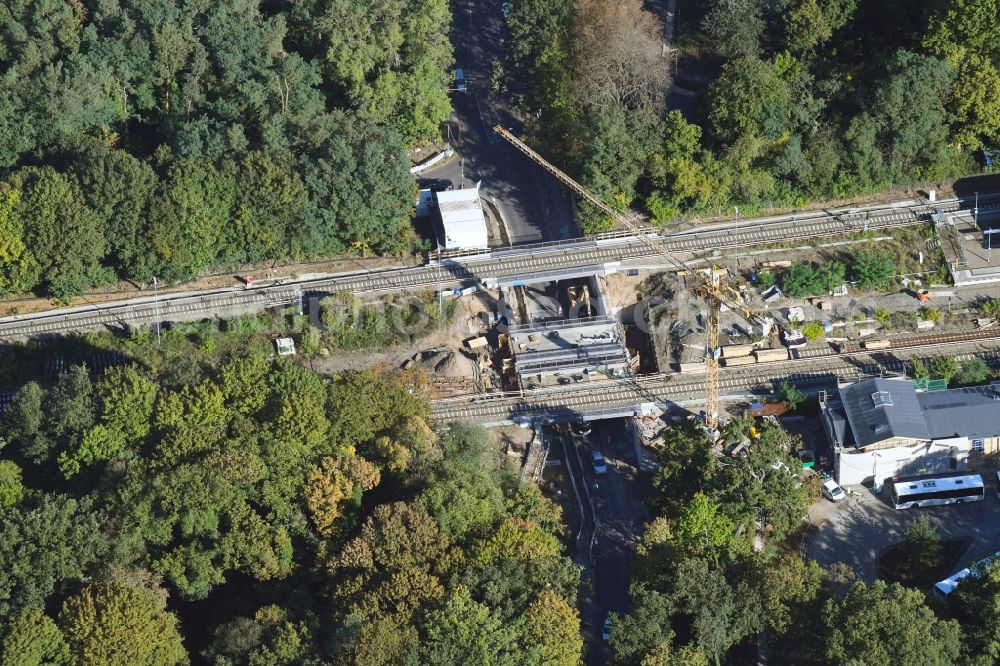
left=58, top=581, right=188, bottom=666
left=205, top=604, right=319, bottom=666
left=418, top=586, right=519, bottom=665
left=0, top=460, right=24, bottom=507
left=784, top=0, right=856, bottom=53
left=148, top=158, right=235, bottom=281
left=952, top=558, right=1000, bottom=661
left=922, top=0, right=1000, bottom=61
left=708, top=57, right=792, bottom=145
left=304, top=454, right=380, bottom=537
left=702, top=0, right=765, bottom=59
left=523, top=590, right=583, bottom=666
left=0, top=607, right=70, bottom=666
left=71, top=146, right=157, bottom=281
left=673, top=493, right=743, bottom=560
left=610, top=584, right=675, bottom=664
left=949, top=54, right=1000, bottom=150
left=59, top=365, right=157, bottom=477
left=573, top=0, right=671, bottom=113
left=955, top=358, right=990, bottom=385
left=930, top=355, right=959, bottom=382
left=822, top=580, right=961, bottom=665
left=671, top=557, right=765, bottom=664
left=17, top=167, right=108, bottom=298
left=0, top=177, right=38, bottom=295
left=0, top=495, right=110, bottom=618
left=650, top=422, right=715, bottom=518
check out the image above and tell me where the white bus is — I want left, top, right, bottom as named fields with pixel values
left=889, top=474, right=985, bottom=509
left=934, top=550, right=1000, bottom=599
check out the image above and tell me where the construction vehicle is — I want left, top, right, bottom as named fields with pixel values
left=493, top=125, right=757, bottom=430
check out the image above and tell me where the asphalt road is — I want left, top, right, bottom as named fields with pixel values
left=570, top=418, right=651, bottom=665
left=421, top=0, right=576, bottom=244
left=808, top=478, right=1000, bottom=583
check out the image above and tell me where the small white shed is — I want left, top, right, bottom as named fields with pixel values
left=437, top=183, right=488, bottom=250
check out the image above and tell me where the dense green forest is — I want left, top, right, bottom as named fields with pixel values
left=0, top=0, right=455, bottom=299
left=504, top=0, right=1000, bottom=232
left=0, top=351, right=581, bottom=664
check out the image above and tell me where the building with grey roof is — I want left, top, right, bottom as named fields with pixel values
left=821, top=377, right=1000, bottom=485
left=837, top=378, right=931, bottom=449
left=919, top=385, right=1000, bottom=442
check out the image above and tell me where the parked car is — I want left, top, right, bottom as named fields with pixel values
left=822, top=477, right=846, bottom=502
left=592, top=451, right=608, bottom=475
left=602, top=616, right=612, bottom=641
left=455, top=68, right=467, bottom=92
left=417, top=178, right=453, bottom=192
left=570, top=420, right=592, bottom=436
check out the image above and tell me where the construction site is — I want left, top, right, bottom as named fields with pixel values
left=400, top=129, right=1000, bottom=431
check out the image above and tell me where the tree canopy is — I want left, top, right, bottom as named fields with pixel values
left=0, top=350, right=580, bottom=662
left=506, top=0, right=990, bottom=233
left=0, top=0, right=455, bottom=298
left=58, top=580, right=189, bottom=666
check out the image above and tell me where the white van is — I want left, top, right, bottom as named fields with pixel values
left=822, top=478, right=846, bottom=502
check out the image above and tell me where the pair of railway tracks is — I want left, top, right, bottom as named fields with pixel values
left=432, top=330, right=1000, bottom=423
left=0, top=194, right=993, bottom=339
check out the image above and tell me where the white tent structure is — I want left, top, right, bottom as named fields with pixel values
left=437, top=183, right=488, bottom=250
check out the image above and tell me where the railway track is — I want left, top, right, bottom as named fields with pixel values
left=431, top=331, right=1000, bottom=424
left=1, top=194, right=995, bottom=339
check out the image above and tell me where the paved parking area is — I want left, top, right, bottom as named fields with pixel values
left=806, top=487, right=1000, bottom=582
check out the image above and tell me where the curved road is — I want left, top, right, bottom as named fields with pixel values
left=421, top=0, right=576, bottom=244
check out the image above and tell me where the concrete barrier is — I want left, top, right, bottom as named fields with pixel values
left=410, top=144, right=454, bottom=174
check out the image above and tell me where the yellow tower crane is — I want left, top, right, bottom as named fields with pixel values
left=493, top=125, right=751, bottom=429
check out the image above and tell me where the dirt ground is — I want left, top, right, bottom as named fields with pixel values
left=307, top=291, right=497, bottom=379
left=602, top=271, right=648, bottom=311
left=493, top=425, right=535, bottom=464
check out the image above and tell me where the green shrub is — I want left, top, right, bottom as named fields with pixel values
left=319, top=292, right=455, bottom=350
left=851, top=252, right=896, bottom=291
left=930, top=356, right=959, bottom=382
left=801, top=321, right=825, bottom=341
left=980, top=298, right=1000, bottom=318
left=755, top=270, right=776, bottom=290
left=918, top=307, right=941, bottom=323
left=954, top=359, right=990, bottom=385
left=781, top=261, right=845, bottom=297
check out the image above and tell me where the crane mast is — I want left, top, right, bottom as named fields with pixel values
left=493, top=125, right=749, bottom=429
